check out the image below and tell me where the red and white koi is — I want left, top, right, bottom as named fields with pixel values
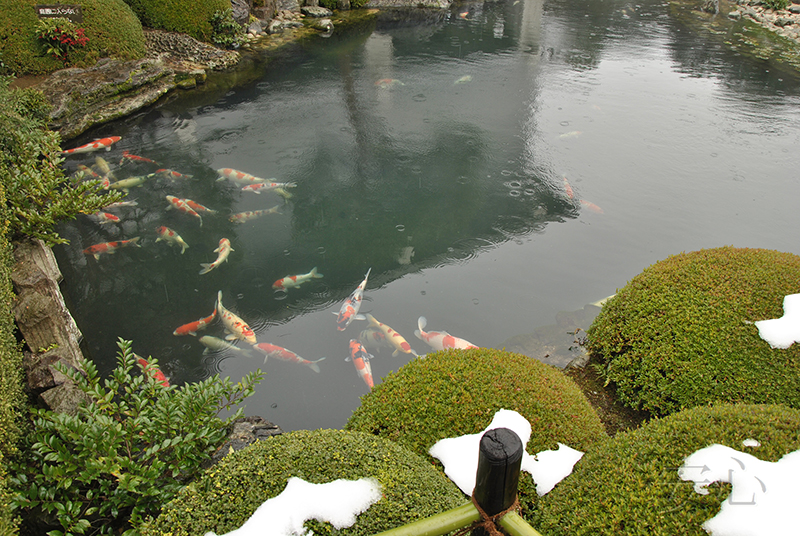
left=62, top=136, right=121, bottom=155
left=241, top=181, right=297, bottom=194
left=335, top=268, right=371, bottom=331
left=562, top=177, right=575, bottom=200
left=229, top=205, right=280, bottom=224
left=77, top=164, right=101, bottom=180
left=91, top=211, right=120, bottom=225
left=82, top=237, right=141, bottom=260
left=184, top=198, right=217, bottom=215
left=359, top=327, right=390, bottom=352
left=166, top=195, right=203, bottom=226
left=216, top=168, right=267, bottom=186
left=136, top=357, right=170, bottom=387
left=199, top=238, right=233, bottom=275
left=347, top=339, right=374, bottom=389
left=251, top=342, right=326, bottom=372
left=273, top=267, right=323, bottom=290
left=157, top=168, right=193, bottom=180
left=414, top=316, right=478, bottom=352
left=155, top=226, right=189, bottom=254
left=375, top=78, right=404, bottom=89
left=580, top=199, right=604, bottom=214
left=119, top=150, right=159, bottom=166
left=365, top=314, right=418, bottom=358
left=199, top=335, right=253, bottom=357
left=172, top=309, right=217, bottom=336
left=216, top=291, right=257, bottom=344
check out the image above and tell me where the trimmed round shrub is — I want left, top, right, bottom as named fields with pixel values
left=345, top=348, right=607, bottom=519
left=0, top=0, right=145, bottom=75
left=588, top=246, right=800, bottom=416
left=122, top=0, right=231, bottom=43
left=141, top=429, right=465, bottom=536
left=534, top=403, right=800, bottom=535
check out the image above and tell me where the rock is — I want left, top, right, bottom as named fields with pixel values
left=276, top=0, right=300, bottom=12
left=23, top=350, right=84, bottom=393
left=702, top=0, right=719, bottom=13
left=248, top=20, right=263, bottom=34
left=338, top=0, right=351, bottom=9
left=232, top=0, right=251, bottom=25
left=206, top=416, right=283, bottom=467
left=312, top=17, right=334, bottom=31
left=301, top=5, right=333, bottom=16
left=38, top=380, right=91, bottom=417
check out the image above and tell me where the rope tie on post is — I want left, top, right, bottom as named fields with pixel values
left=452, top=494, right=521, bottom=536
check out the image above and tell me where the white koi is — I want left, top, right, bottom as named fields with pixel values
left=199, top=238, right=233, bottom=275
left=272, top=267, right=323, bottom=290
left=199, top=335, right=253, bottom=357
left=216, top=291, right=257, bottom=344
left=414, top=316, right=478, bottom=352
left=155, top=226, right=189, bottom=254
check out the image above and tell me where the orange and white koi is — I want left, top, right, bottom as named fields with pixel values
left=155, top=226, right=189, bottom=254
left=273, top=267, right=323, bottom=290
left=91, top=211, right=120, bottom=225
left=62, top=136, right=121, bottom=155
left=562, top=177, right=575, bottom=199
left=172, top=309, right=217, bottom=336
left=82, top=237, right=141, bottom=260
left=580, top=199, right=604, bottom=214
left=137, top=357, right=170, bottom=387
left=414, top=316, right=478, bottom=352
left=251, top=342, right=326, bottom=372
left=347, top=339, right=374, bottom=389
left=199, top=238, right=233, bottom=275
left=184, top=198, right=217, bottom=215
left=157, top=168, right=193, bottom=180
left=365, top=314, right=418, bottom=358
left=119, top=151, right=159, bottom=166
left=77, top=164, right=101, bottom=180
left=375, top=78, right=404, bottom=89
left=241, top=181, right=297, bottom=194
left=216, top=291, right=257, bottom=344
left=229, top=205, right=280, bottom=224
left=166, top=195, right=203, bottom=226
left=199, top=335, right=253, bottom=357
left=335, top=268, right=370, bottom=331
left=216, top=168, right=267, bottom=186
left=359, top=327, right=390, bottom=352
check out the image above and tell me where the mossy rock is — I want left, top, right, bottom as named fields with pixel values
left=0, top=0, right=145, bottom=76
left=588, top=246, right=800, bottom=416
left=534, top=403, right=800, bottom=535
left=345, top=348, right=607, bottom=519
left=141, top=429, right=465, bottom=536
left=122, top=0, right=230, bottom=43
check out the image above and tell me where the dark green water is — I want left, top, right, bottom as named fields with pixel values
left=56, top=0, right=800, bottom=431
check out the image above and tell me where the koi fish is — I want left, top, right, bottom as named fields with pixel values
left=335, top=268, right=371, bottom=331
left=82, top=237, right=140, bottom=260
left=216, top=291, right=257, bottom=344
left=136, top=357, right=170, bottom=387
left=375, top=78, right=404, bottom=89
left=562, top=177, right=575, bottom=199
left=359, top=327, right=390, bottom=352
left=172, top=309, right=217, bottom=336
left=251, top=342, right=326, bottom=372
left=62, top=136, right=121, bottom=155
left=273, top=267, right=323, bottom=290
left=216, top=168, right=267, bottom=186
left=184, top=198, right=217, bottom=215
left=365, top=314, right=418, bottom=358
left=119, top=151, right=159, bottom=166
left=157, top=168, right=193, bottom=180
left=455, top=75, right=472, bottom=84
left=414, top=316, right=478, bottom=352
left=108, top=173, right=157, bottom=192
left=580, top=199, right=604, bottom=214
left=229, top=206, right=281, bottom=224
left=155, top=226, right=189, bottom=254
left=347, top=339, right=374, bottom=389
left=274, top=187, right=293, bottom=200
left=166, top=195, right=203, bottom=226
left=199, top=238, right=233, bottom=275
left=90, top=211, right=120, bottom=225
left=199, top=335, right=253, bottom=357
left=241, top=181, right=297, bottom=194
left=103, top=200, right=138, bottom=210
left=77, top=164, right=101, bottom=180
left=558, top=131, right=582, bottom=139
left=94, top=156, right=116, bottom=180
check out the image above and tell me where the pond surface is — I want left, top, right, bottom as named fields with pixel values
left=56, top=0, right=800, bottom=432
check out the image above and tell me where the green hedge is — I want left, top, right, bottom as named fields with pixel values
left=0, top=0, right=145, bottom=76
left=345, top=349, right=607, bottom=520
left=141, top=429, right=465, bottom=536
left=534, top=403, right=800, bottom=535
left=588, top=246, right=800, bottom=416
left=122, top=0, right=230, bottom=43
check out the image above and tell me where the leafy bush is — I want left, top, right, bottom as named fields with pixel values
left=345, top=348, right=607, bottom=519
left=122, top=0, right=231, bottom=43
left=210, top=9, right=245, bottom=50
left=534, top=403, right=800, bottom=535
left=0, top=0, right=145, bottom=76
left=140, top=428, right=465, bottom=536
left=762, top=0, right=789, bottom=10
left=36, top=17, right=89, bottom=64
left=0, top=76, right=124, bottom=245
left=588, top=246, right=800, bottom=416
left=11, top=339, right=263, bottom=536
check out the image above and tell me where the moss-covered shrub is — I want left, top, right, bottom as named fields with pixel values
left=588, top=246, right=800, bottom=416
left=345, top=349, right=607, bottom=519
left=122, top=0, right=231, bottom=43
left=0, top=0, right=145, bottom=75
left=534, top=403, right=800, bottom=535
left=141, top=429, right=465, bottom=536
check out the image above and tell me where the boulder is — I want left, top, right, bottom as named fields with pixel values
left=232, top=0, right=252, bottom=24
left=205, top=416, right=283, bottom=467
left=301, top=5, right=333, bottom=16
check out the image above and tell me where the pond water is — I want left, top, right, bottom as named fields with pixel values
left=55, top=0, right=800, bottom=432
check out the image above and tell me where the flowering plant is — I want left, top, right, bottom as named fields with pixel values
left=36, top=17, right=89, bottom=63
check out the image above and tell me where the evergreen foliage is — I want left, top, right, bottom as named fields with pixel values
left=534, top=403, right=800, bottom=535
left=121, top=0, right=231, bottom=43
left=588, top=246, right=800, bottom=416
left=141, top=429, right=465, bottom=536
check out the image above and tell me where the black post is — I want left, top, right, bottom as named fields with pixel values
left=471, top=427, right=523, bottom=536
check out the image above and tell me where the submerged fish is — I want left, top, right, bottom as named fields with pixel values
left=241, top=181, right=297, bottom=194
left=184, top=198, right=217, bottom=215
left=414, top=316, right=478, bottom=351
left=216, top=290, right=257, bottom=344
left=558, top=131, right=582, bottom=139
left=347, top=339, right=374, bottom=389
left=216, top=168, right=267, bottom=186
left=199, top=335, right=253, bottom=357
left=155, top=226, right=189, bottom=254
left=366, top=314, right=418, bottom=358
left=166, top=195, right=203, bottom=226
left=229, top=206, right=281, bottom=224
left=335, top=268, right=371, bottom=331
left=273, top=267, right=323, bottom=290
left=82, top=237, right=141, bottom=260
left=358, top=327, right=390, bottom=352
left=173, top=310, right=217, bottom=336
left=580, top=199, right=604, bottom=214
left=251, top=342, right=326, bottom=372
left=90, top=211, right=120, bottom=225
left=62, top=136, right=121, bottom=155
left=119, top=150, right=159, bottom=166
left=136, top=357, right=170, bottom=387
left=199, top=238, right=233, bottom=275
left=375, top=78, right=404, bottom=89
left=107, top=173, right=157, bottom=192
left=455, top=75, right=473, bottom=84
left=103, top=200, right=138, bottom=210
left=562, top=177, right=575, bottom=200
left=157, top=168, right=193, bottom=180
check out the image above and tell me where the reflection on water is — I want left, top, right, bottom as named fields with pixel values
left=55, top=0, right=800, bottom=431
